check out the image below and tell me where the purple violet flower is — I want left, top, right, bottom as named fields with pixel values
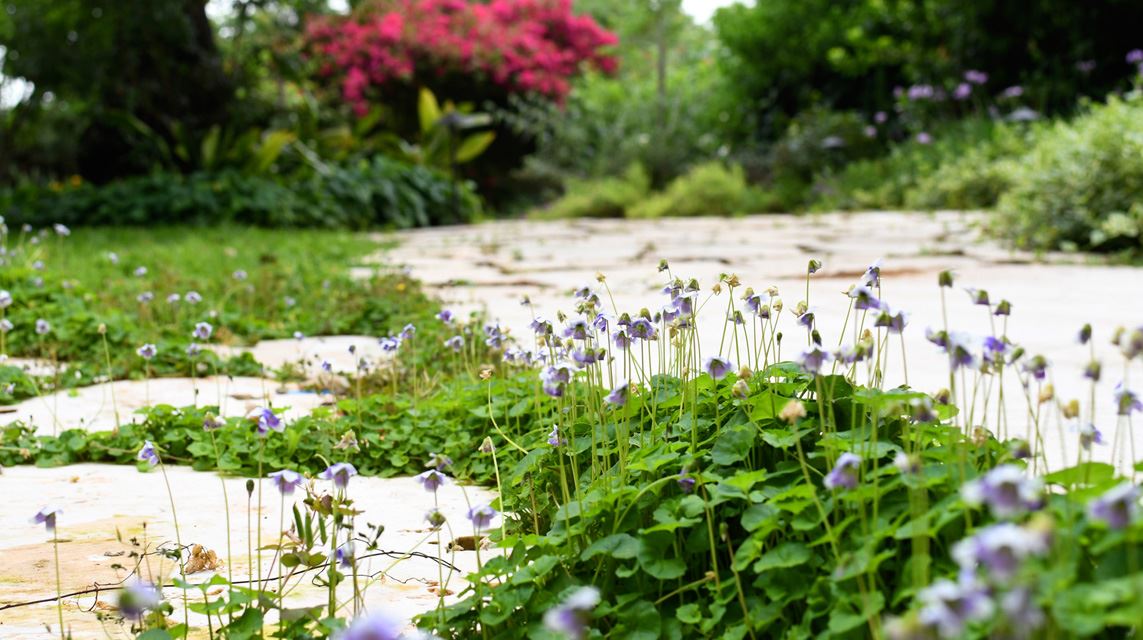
left=849, top=284, right=883, bottom=311
left=547, top=425, right=564, bottom=447
left=628, top=318, right=657, bottom=340
left=952, top=522, right=1048, bottom=583
left=918, top=578, right=994, bottom=637
left=824, top=452, right=861, bottom=490
left=415, top=469, right=450, bottom=493
left=193, top=322, right=213, bottom=341
left=31, top=505, right=62, bottom=532
left=961, top=464, right=1044, bottom=519
left=268, top=470, right=304, bottom=495
left=427, top=452, right=453, bottom=470
left=251, top=407, right=282, bottom=435
left=562, top=319, right=590, bottom=341
left=1088, top=482, right=1139, bottom=530
left=530, top=317, right=552, bottom=336
left=874, top=308, right=908, bottom=334
left=703, top=356, right=734, bottom=380
left=605, top=380, right=629, bottom=406
left=1078, top=423, right=1103, bottom=451
left=1021, top=355, right=1049, bottom=381
left=1114, top=383, right=1142, bottom=416
left=1001, top=85, right=1024, bottom=99
left=612, top=329, right=632, bottom=350
left=1000, top=587, right=1044, bottom=633
left=677, top=469, right=696, bottom=494
left=796, top=347, right=832, bottom=374
left=744, top=292, right=769, bottom=316
left=339, top=611, right=404, bottom=640
left=319, top=462, right=357, bottom=490
left=946, top=333, right=978, bottom=371
left=399, top=323, right=416, bottom=341
left=964, top=69, right=989, bottom=85
left=466, top=504, right=498, bottom=531
left=336, top=541, right=355, bottom=568
left=118, top=580, right=162, bottom=621
left=542, top=586, right=601, bottom=640
left=137, top=440, right=160, bottom=466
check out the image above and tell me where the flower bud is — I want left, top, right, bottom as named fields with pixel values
left=731, top=379, right=749, bottom=400
left=972, top=427, right=990, bottom=447
left=1009, top=439, right=1031, bottom=460
left=1077, top=323, right=1092, bottom=345
left=779, top=399, right=806, bottom=424
left=1062, top=399, right=1080, bottom=419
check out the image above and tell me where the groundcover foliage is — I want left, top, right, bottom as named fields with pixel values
left=6, top=250, right=1143, bottom=640
left=0, top=225, right=469, bottom=398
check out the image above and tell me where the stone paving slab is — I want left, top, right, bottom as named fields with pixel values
left=1, top=464, right=494, bottom=639
left=209, top=334, right=392, bottom=377
left=0, top=376, right=329, bottom=437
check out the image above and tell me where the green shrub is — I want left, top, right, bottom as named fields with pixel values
left=530, top=164, right=650, bottom=219
left=995, top=95, right=1143, bottom=254
left=628, top=162, right=765, bottom=218
left=768, top=109, right=882, bottom=184
left=0, top=156, right=481, bottom=229
left=814, top=118, right=1031, bottom=212
left=905, top=153, right=1015, bottom=211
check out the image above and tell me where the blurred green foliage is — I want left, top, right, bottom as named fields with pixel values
left=995, top=95, right=1143, bottom=256
left=713, top=0, right=1143, bottom=140
left=0, top=157, right=480, bottom=229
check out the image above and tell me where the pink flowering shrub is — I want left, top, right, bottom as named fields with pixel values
left=305, top=0, right=618, bottom=116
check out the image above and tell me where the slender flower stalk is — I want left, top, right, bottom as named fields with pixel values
left=32, top=506, right=65, bottom=639
left=137, top=440, right=189, bottom=630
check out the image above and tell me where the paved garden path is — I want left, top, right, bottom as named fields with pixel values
left=1, top=465, right=492, bottom=639
left=382, top=211, right=1143, bottom=471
